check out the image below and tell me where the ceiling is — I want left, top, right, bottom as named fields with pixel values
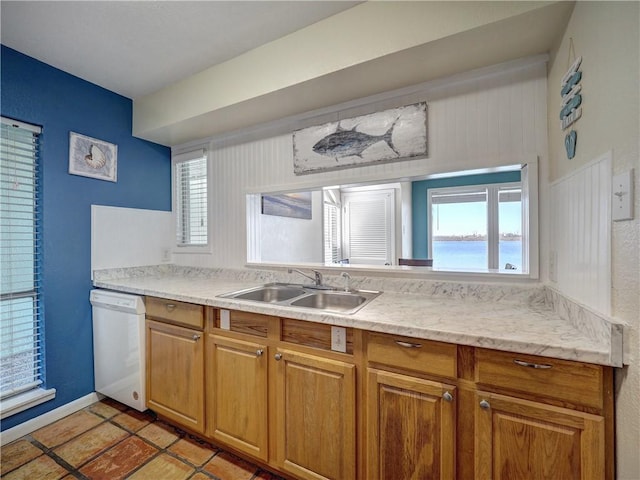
left=1, top=1, right=574, bottom=146
left=0, top=1, right=360, bottom=99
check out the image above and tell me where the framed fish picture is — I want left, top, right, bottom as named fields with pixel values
left=293, top=102, right=427, bottom=175
left=68, top=132, right=117, bottom=182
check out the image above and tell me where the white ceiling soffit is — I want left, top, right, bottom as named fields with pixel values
left=134, top=1, right=574, bottom=146
left=0, top=1, right=361, bottom=99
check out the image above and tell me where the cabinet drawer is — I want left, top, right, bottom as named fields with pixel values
left=145, top=296, right=204, bottom=329
left=216, top=310, right=271, bottom=338
left=475, top=348, right=604, bottom=409
left=282, top=318, right=354, bottom=354
left=367, top=332, right=456, bottom=379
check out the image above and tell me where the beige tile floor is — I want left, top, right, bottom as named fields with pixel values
left=1, top=398, right=285, bottom=480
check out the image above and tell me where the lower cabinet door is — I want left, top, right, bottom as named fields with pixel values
left=367, top=368, right=456, bottom=480
left=146, top=320, right=205, bottom=433
left=206, top=335, right=268, bottom=462
left=475, top=391, right=605, bottom=480
left=274, top=348, right=356, bottom=480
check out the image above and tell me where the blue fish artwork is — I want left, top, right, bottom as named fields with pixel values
left=293, top=102, right=427, bottom=175
left=312, top=120, right=400, bottom=160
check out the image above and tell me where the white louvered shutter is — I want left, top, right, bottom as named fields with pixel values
left=343, top=190, right=394, bottom=265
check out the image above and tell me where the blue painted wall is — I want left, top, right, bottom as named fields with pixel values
left=1, top=46, right=171, bottom=430
left=411, top=171, right=521, bottom=259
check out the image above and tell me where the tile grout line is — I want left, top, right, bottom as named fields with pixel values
left=2, top=400, right=285, bottom=480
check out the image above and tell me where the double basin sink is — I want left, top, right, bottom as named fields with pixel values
left=219, top=283, right=381, bottom=315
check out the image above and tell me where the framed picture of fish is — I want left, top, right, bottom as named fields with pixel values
left=261, top=192, right=312, bottom=219
left=68, top=131, right=118, bottom=182
left=293, top=102, right=427, bottom=175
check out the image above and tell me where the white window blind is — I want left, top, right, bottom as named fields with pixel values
left=174, top=150, right=208, bottom=247
left=1, top=117, right=43, bottom=400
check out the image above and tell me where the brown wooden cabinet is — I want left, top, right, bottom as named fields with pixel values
left=365, top=333, right=458, bottom=480
left=472, top=348, right=613, bottom=480
left=273, top=348, right=356, bottom=480
left=367, top=368, right=456, bottom=480
left=474, top=391, right=605, bottom=480
left=206, top=334, right=269, bottom=461
left=146, top=319, right=205, bottom=433
left=140, top=298, right=613, bottom=480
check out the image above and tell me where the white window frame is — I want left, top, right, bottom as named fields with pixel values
left=427, top=181, right=525, bottom=271
left=172, top=148, right=211, bottom=254
left=1, top=116, right=55, bottom=419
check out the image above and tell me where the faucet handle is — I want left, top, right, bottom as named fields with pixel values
left=313, top=270, right=323, bottom=286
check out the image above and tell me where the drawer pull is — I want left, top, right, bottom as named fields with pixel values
left=479, top=399, right=490, bottom=410
left=395, top=340, right=422, bottom=348
left=513, top=359, right=553, bottom=369
left=443, top=391, right=453, bottom=402
left=256, top=349, right=264, bottom=357
left=165, top=303, right=176, bottom=312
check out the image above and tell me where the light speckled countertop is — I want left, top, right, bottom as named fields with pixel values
left=93, top=266, right=624, bottom=367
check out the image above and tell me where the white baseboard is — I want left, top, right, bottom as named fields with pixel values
left=0, top=392, right=102, bottom=446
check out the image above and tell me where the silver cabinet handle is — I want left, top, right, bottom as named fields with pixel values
left=192, top=334, right=201, bottom=341
left=274, top=353, right=283, bottom=361
left=395, top=340, right=422, bottom=348
left=479, top=399, right=490, bottom=410
left=256, top=349, right=264, bottom=357
left=443, top=391, right=453, bottom=402
left=513, top=359, right=553, bottom=369
left=165, top=304, right=176, bottom=312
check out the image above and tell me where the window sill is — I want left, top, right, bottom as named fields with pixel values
left=0, top=388, right=56, bottom=419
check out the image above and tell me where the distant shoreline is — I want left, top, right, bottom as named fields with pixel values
left=434, top=235, right=522, bottom=242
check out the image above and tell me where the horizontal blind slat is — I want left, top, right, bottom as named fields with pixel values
left=0, top=120, right=43, bottom=399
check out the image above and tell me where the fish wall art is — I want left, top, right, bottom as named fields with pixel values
left=293, top=102, right=427, bottom=175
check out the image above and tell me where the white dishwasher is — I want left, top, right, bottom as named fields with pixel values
left=90, top=290, right=146, bottom=411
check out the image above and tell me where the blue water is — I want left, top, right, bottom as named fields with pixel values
left=432, top=240, right=522, bottom=270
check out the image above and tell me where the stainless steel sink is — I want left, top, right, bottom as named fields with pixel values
left=219, top=283, right=381, bottom=314
left=290, top=291, right=370, bottom=312
left=229, top=284, right=307, bottom=303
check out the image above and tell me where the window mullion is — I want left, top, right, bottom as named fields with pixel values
left=487, top=186, right=499, bottom=269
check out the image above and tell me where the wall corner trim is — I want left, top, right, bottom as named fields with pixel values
left=0, top=392, right=101, bottom=446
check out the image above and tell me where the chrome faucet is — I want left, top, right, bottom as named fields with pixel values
left=288, top=268, right=323, bottom=287
left=341, top=272, right=351, bottom=292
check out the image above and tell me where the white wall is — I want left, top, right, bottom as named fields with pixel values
left=91, top=205, right=173, bottom=275
left=549, top=153, right=612, bottom=315
left=547, top=3, right=639, bottom=478
left=258, top=190, right=323, bottom=263
left=174, top=57, right=549, bottom=271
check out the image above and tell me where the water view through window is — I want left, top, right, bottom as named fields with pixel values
left=430, top=185, right=522, bottom=270
left=432, top=240, right=522, bottom=270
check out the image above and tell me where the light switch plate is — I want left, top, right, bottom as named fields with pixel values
left=612, top=169, right=634, bottom=221
left=331, top=326, right=346, bottom=353
left=220, top=309, right=230, bottom=330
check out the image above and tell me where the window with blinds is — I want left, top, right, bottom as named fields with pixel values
left=174, top=150, right=208, bottom=247
left=1, top=117, right=43, bottom=401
